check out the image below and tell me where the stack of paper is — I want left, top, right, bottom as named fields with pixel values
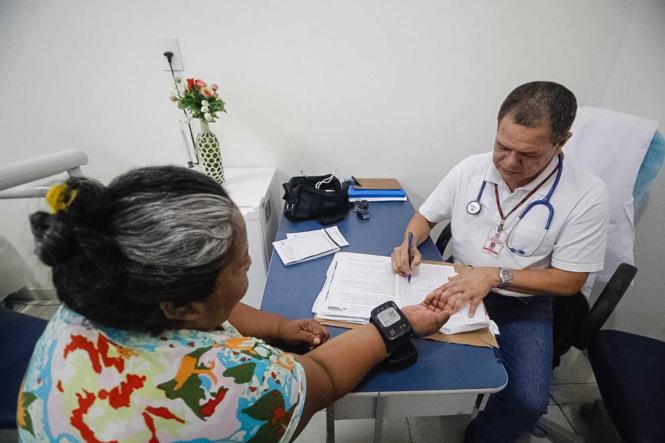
left=273, top=227, right=349, bottom=266
left=312, top=252, right=498, bottom=335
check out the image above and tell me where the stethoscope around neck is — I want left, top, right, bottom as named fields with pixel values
left=466, top=154, right=563, bottom=256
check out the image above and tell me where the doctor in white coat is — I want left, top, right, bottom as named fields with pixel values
left=391, top=81, right=609, bottom=443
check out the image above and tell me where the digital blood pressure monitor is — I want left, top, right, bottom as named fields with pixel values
left=369, top=301, right=417, bottom=371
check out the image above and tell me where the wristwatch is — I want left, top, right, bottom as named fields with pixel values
left=369, top=301, right=418, bottom=371
left=498, top=268, right=513, bottom=289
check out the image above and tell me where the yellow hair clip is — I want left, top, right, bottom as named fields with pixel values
left=45, top=183, right=78, bottom=214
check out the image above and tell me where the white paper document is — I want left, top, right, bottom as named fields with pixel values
left=312, top=252, right=498, bottom=335
left=274, top=227, right=349, bottom=266
left=286, top=226, right=349, bottom=246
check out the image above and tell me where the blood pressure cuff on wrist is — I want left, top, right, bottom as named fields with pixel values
left=282, top=175, right=350, bottom=225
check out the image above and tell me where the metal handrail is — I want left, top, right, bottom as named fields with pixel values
left=0, top=149, right=87, bottom=199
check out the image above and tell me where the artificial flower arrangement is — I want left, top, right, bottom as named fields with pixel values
left=170, top=78, right=226, bottom=122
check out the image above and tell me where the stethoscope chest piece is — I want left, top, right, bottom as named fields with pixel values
left=466, top=201, right=481, bottom=215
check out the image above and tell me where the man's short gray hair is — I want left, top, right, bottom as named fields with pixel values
left=498, top=81, right=577, bottom=143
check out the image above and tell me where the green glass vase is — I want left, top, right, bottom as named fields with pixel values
left=196, top=120, right=225, bottom=184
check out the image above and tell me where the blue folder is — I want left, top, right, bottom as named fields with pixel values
left=349, top=187, right=406, bottom=198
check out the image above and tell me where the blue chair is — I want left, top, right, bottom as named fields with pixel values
left=588, top=330, right=665, bottom=442
left=0, top=307, right=48, bottom=430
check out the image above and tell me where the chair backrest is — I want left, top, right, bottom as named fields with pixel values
left=565, top=107, right=657, bottom=287
left=575, top=263, right=638, bottom=350
left=434, top=223, right=452, bottom=258
left=0, top=307, right=48, bottom=429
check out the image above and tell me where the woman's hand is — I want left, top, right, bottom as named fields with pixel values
left=425, top=266, right=498, bottom=317
left=402, top=298, right=452, bottom=337
left=278, top=319, right=330, bottom=349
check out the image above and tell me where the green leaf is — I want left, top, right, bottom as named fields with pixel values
left=242, top=389, right=284, bottom=420
left=171, top=80, right=226, bottom=117
left=157, top=375, right=206, bottom=419
left=223, top=362, right=256, bottom=384
left=17, top=392, right=37, bottom=435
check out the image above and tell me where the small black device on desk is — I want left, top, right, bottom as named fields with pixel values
left=352, top=200, right=370, bottom=220
left=369, top=301, right=418, bottom=371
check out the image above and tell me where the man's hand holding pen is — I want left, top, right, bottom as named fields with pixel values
left=391, top=231, right=422, bottom=277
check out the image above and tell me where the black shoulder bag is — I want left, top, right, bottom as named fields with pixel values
left=282, top=174, right=350, bottom=225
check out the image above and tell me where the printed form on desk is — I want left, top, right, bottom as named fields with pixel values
left=273, top=226, right=349, bottom=266
left=286, top=226, right=349, bottom=246
left=312, top=252, right=499, bottom=335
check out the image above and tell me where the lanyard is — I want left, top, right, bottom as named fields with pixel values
left=493, top=166, right=559, bottom=232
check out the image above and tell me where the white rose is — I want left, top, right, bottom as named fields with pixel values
left=201, top=100, right=209, bottom=106
left=204, top=113, right=213, bottom=121
left=201, top=105, right=209, bottom=113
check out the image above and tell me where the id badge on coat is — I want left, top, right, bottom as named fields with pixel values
left=482, top=227, right=505, bottom=257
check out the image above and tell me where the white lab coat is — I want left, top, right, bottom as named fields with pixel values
left=564, top=106, right=657, bottom=290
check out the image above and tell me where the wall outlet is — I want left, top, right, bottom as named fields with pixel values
left=158, top=36, right=184, bottom=72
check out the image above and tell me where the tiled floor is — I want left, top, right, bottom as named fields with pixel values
left=295, top=401, right=620, bottom=442
left=295, top=349, right=623, bottom=442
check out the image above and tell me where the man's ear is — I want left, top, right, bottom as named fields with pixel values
left=556, top=131, right=573, bottom=151
left=159, top=300, right=205, bottom=322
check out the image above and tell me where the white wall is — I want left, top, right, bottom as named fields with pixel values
left=598, top=0, right=665, bottom=339
left=1, top=0, right=663, bottom=337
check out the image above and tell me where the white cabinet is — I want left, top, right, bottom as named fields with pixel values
left=223, top=168, right=280, bottom=308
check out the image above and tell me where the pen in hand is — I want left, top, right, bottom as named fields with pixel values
left=407, top=231, right=414, bottom=283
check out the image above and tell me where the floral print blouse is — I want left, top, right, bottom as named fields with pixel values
left=17, top=306, right=306, bottom=442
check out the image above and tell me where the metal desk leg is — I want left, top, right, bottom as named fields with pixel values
left=326, top=406, right=335, bottom=443
left=373, top=394, right=385, bottom=443
left=472, top=393, right=489, bottom=418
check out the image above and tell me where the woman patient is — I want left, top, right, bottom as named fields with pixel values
left=17, top=166, right=450, bottom=442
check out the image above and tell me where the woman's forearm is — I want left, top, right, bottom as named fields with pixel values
left=301, top=324, right=386, bottom=399
left=227, top=302, right=284, bottom=341
left=293, top=324, right=387, bottom=436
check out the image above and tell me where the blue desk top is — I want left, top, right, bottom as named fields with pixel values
left=261, top=201, right=507, bottom=394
